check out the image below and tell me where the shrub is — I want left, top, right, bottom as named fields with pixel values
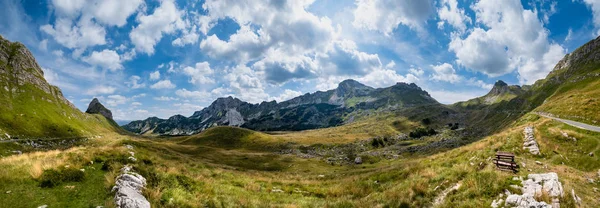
left=409, top=127, right=438, bottom=138
left=421, top=118, right=432, bottom=125
left=40, top=168, right=85, bottom=188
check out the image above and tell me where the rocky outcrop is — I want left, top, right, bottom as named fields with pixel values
left=504, top=173, right=564, bottom=208
left=523, top=126, right=541, bottom=155
left=112, top=145, right=150, bottom=208
left=85, top=98, right=113, bottom=120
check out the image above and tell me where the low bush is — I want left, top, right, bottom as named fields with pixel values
left=409, top=127, right=437, bottom=138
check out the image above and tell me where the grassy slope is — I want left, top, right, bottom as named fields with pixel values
left=536, top=68, right=600, bottom=124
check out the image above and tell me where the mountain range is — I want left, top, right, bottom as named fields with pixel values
left=123, top=79, right=442, bottom=135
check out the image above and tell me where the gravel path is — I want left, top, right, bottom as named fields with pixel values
left=538, top=113, right=600, bottom=133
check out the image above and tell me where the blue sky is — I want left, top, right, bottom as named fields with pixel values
left=0, top=0, right=598, bottom=121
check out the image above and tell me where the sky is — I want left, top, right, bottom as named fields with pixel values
left=0, top=0, right=598, bottom=121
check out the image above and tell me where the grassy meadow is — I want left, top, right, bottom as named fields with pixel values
left=0, top=113, right=598, bottom=207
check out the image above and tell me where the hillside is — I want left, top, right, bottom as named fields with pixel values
left=123, top=80, right=445, bottom=135
left=0, top=36, right=119, bottom=139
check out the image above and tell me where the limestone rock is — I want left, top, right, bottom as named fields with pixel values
left=501, top=172, right=564, bottom=208
left=112, top=165, right=150, bottom=208
left=523, top=126, right=541, bottom=155
left=354, top=156, right=363, bottom=164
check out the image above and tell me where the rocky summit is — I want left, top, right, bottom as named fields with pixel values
left=86, top=98, right=113, bottom=121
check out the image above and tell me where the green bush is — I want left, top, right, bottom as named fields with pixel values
left=409, top=127, right=437, bottom=138
left=39, top=168, right=85, bottom=188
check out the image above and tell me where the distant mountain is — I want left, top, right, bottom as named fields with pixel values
left=123, top=79, right=440, bottom=135
left=0, top=36, right=119, bottom=138
left=454, top=80, right=526, bottom=109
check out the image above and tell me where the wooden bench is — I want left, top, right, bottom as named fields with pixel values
left=493, top=152, right=519, bottom=173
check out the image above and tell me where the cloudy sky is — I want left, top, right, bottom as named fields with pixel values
left=0, top=0, right=598, bottom=121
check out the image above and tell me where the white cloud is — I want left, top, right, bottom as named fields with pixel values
left=51, top=0, right=85, bottom=17
left=40, top=17, right=106, bottom=52
left=130, top=0, right=185, bottom=54
left=449, top=0, right=565, bottom=84
left=131, top=102, right=142, bottom=106
left=89, top=0, right=143, bottom=27
left=199, top=25, right=269, bottom=63
left=357, top=68, right=419, bottom=88
left=319, top=40, right=382, bottom=76
left=353, top=0, right=433, bottom=35
left=437, top=0, right=471, bottom=32
left=274, top=89, right=303, bottom=102
left=149, top=70, right=160, bottom=80
left=175, top=88, right=211, bottom=100
left=224, top=65, right=269, bottom=103
left=154, top=96, right=179, bottom=101
left=565, top=28, right=573, bottom=42
left=127, top=75, right=145, bottom=89
left=82, top=49, right=123, bottom=71
left=428, top=89, right=487, bottom=104
left=105, top=94, right=128, bottom=106
left=182, top=62, right=214, bottom=85
left=584, top=0, right=600, bottom=35
left=172, top=25, right=199, bottom=46
left=430, top=63, right=461, bottom=83
left=86, top=85, right=116, bottom=95
left=150, top=80, right=176, bottom=89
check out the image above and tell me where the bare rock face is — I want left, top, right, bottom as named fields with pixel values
left=86, top=98, right=113, bottom=120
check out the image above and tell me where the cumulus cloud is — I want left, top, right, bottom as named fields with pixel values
left=149, top=70, right=160, bottom=80
left=319, top=40, right=382, bottom=76
left=437, top=0, right=471, bottom=32
left=182, top=62, right=215, bottom=85
left=130, top=0, right=185, bottom=54
left=150, top=80, right=176, bottom=89
left=449, top=0, right=565, bottom=84
left=89, top=0, right=143, bottom=27
left=43, top=0, right=142, bottom=53
left=274, top=89, right=303, bottom=102
left=224, top=65, right=269, bottom=103
left=40, top=17, right=106, bottom=53
left=353, top=0, right=433, bottom=35
left=430, top=63, right=461, bottom=83
left=82, top=49, right=123, bottom=71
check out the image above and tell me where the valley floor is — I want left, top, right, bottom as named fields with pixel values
left=0, top=114, right=599, bottom=207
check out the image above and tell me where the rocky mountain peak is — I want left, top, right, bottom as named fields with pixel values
left=335, top=79, right=373, bottom=98
left=85, top=98, right=113, bottom=120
